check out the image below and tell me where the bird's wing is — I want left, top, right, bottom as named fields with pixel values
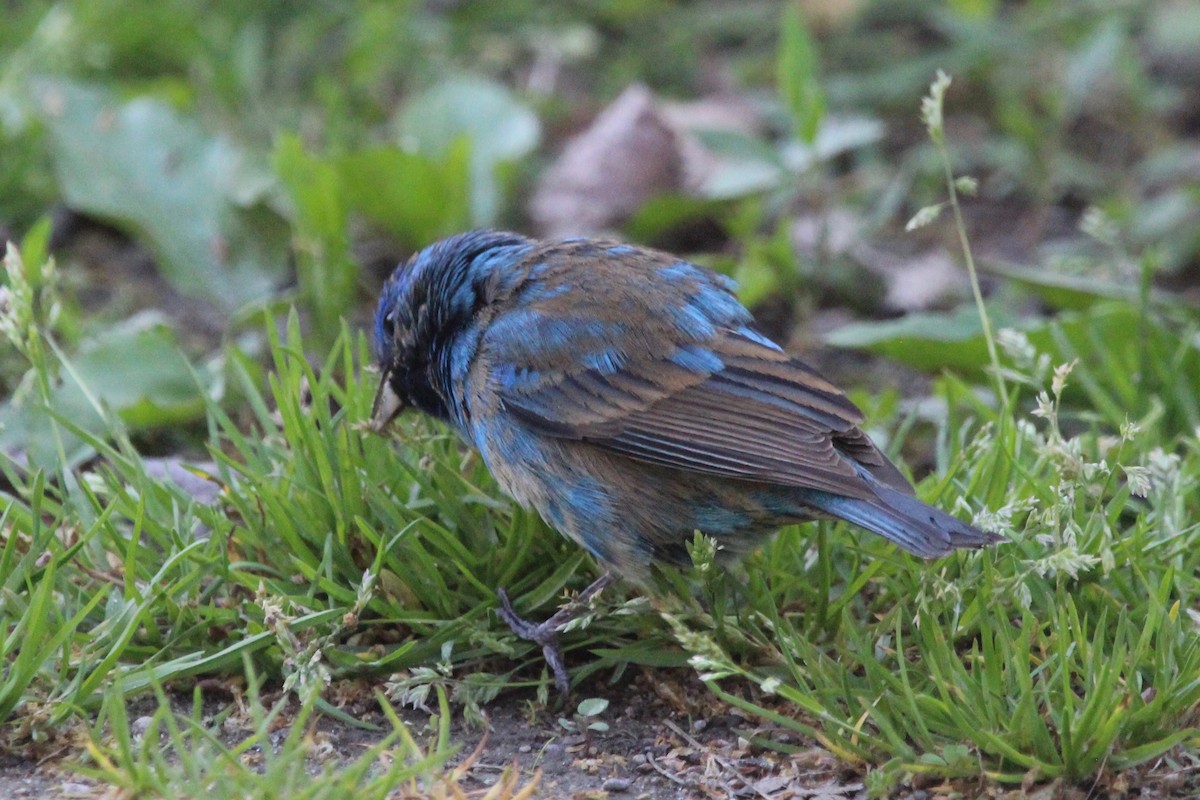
left=472, top=241, right=913, bottom=498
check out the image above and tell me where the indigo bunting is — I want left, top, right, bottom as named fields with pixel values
left=372, top=230, right=1002, bottom=693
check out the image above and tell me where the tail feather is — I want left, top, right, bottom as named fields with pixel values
left=811, top=484, right=1004, bottom=558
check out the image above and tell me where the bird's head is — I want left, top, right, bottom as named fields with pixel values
left=371, top=230, right=533, bottom=430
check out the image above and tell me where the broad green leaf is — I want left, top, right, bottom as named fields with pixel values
left=982, top=261, right=1162, bottom=311
left=0, top=313, right=210, bottom=468
left=695, top=129, right=786, bottom=167
left=692, top=117, right=882, bottom=199
left=826, top=303, right=1163, bottom=374
left=72, top=313, right=208, bottom=426
left=339, top=144, right=472, bottom=248
left=576, top=697, right=609, bottom=717
left=395, top=77, right=539, bottom=225
left=781, top=115, right=885, bottom=170
left=32, top=79, right=287, bottom=311
left=825, top=306, right=1001, bottom=373
left=827, top=302, right=1200, bottom=427
left=273, top=135, right=354, bottom=345
left=778, top=4, right=825, bottom=145
left=624, top=194, right=729, bottom=242
left=1064, top=19, right=1125, bottom=118
left=947, top=0, right=998, bottom=20
left=274, top=134, right=349, bottom=245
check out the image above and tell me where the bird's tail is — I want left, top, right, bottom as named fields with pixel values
left=810, top=484, right=1004, bottom=558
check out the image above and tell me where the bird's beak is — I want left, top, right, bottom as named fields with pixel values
left=370, top=371, right=405, bottom=432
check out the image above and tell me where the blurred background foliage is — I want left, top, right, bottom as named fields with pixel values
left=1, top=0, right=1197, bottom=454
left=3, top=0, right=1200, bottom=789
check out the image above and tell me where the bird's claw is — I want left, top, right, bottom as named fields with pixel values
left=495, top=572, right=617, bottom=699
left=496, top=588, right=573, bottom=696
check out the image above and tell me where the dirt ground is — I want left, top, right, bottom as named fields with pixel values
left=4, top=669, right=1199, bottom=799
left=0, top=671, right=863, bottom=799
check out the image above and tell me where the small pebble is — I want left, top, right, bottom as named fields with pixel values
left=691, top=718, right=707, bottom=732
left=541, top=742, right=570, bottom=774
left=517, top=744, right=531, bottom=754
left=602, top=777, right=631, bottom=792
left=131, top=716, right=153, bottom=736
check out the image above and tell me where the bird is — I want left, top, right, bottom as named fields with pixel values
left=371, top=229, right=1003, bottom=694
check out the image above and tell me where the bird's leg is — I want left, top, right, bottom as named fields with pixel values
left=496, top=571, right=617, bottom=697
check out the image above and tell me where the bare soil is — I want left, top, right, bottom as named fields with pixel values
left=4, top=670, right=1199, bottom=799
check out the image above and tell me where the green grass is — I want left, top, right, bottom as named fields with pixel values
left=4, top=204, right=1200, bottom=792
left=77, top=673, right=467, bottom=800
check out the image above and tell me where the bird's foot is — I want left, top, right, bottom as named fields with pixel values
left=496, top=571, right=617, bottom=697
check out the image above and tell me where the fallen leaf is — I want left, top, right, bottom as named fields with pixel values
left=529, top=85, right=684, bottom=237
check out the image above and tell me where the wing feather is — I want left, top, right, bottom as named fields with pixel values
left=472, top=240, right=913, bottom=497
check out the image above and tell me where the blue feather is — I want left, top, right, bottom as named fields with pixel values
left=373, top=230, right=1003, bottom=581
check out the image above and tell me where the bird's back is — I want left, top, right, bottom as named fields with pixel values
left=446, top=237, right=998, bottom=574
